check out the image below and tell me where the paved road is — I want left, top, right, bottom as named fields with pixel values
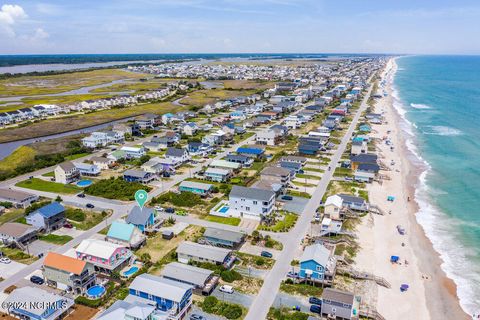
left=244, top=82, right=375, bottom=320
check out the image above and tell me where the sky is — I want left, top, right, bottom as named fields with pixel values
left=1, top=0, right=480, bottom=55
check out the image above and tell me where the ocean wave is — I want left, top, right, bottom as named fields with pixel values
left=423, top=125, right=463, bottom=136
left=392, top=60, right=478, bottom=316
left=410, top=103, right=432, bottom=109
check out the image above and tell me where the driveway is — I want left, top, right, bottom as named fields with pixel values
left=52, top=227, right=85, bottom=238
left=27, top=240, right=60, bottom=257
left=159, top=222, right=189, bottom=235
left=212, top=287, right=253, bottom=307
left=239, top=242, right=281, bottom=260
left=0, top=260, right=27, bottom=279
left=280, top=196, right=309, bottom=214
left=273, top=292, right=311, bottom=313
left=189, top=306, right=224, bottom=320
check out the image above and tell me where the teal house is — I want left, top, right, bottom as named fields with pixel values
left=106, top=221, right=146, bottom=249
left=179, top=181, right=213, bottom=196
left=358, top=124, right=371, bottom=133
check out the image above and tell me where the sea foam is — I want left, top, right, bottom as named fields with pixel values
left=410, top=103, right=432, bottom=109
left=423, top=125, right=463, bottom=136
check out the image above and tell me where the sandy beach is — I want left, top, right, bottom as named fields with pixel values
left=354, top=59, right=470, bottom=320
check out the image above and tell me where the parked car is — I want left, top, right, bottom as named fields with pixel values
left=155, top=206, right=164, bottom=212
left=30, top=275, right=44, bottom=285
left=309, top=296, right=322, bottom=305
left=163, top=172, right=171, bottom=178
left=219, top=285, right=234, bottom=294
left=165, top=207, right=175, bottom=214
left=286, top=271, right=299, bottom=279
left=0, top=257, right=11, bottom=264
left=310, top=304, right=321, bottom=314
left=86, top=203, right=94, bottom=209
left=63, top=222, right=73, bottom=229
left=281, top=195, right=293, bottom=201
left=190, top=314, right=206, bottom=320
left=77, top=193, right=85, bottom=198
left=260, top=251, right=273, bottom=258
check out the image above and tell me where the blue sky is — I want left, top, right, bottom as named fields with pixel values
left=1, top=0, right=480, bottom=54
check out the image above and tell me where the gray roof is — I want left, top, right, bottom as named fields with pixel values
left=58, top=161, right=76, bottom=172
left=338, top=194, right=366, bottom=205
left=123, top=169, right=150, bottom=178
left=177, top=241, right=231, bottom=263
left=129, top=273, right=191, bottom=302
left=179, top=181, right=213, bottom=191
left=161, top=262, right=213, bottom=287
left=166, top=147, right=187, bottom=157
left=204, top=227, right=245, bottom=243
left=281, top=155, right=307, bottom=163
left=322, top=288, right=355, bottom=305
left=0, top=188, right=36, bottom=203
left=229, top=185, right=275, bottom=202
left=0, top=222, right=37, bottom=238
left=261, top=166, right=291, bottom=177
left=97, top=300, right=155, bottom=320
left=126, top=207, right=154, bottom=225
left=301, top=243, right=331, bottom=266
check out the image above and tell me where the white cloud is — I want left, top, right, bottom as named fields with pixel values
left=0, top=4, right=28, bottom=37
left=32, top=27, right=49, bottom=40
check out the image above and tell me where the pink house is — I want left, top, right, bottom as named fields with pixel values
left=76, top=239, right=132, bottom=272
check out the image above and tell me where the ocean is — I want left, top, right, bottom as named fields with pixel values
left=393, top=55, right=480, bottom=315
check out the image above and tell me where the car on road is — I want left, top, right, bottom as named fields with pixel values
left=0, top=257, right=11, bottom=264
left=281, top=195, right=293, bottom=201
left=309, top=304, right=321, bottom=314
left=309, top=296, right=322, bottom=305
left=260, top=251, right=273, bottom=258
left=77, top=193, right=85, bottom=198
left=86, top=203, right=95, bottom=209
left=30, top=275, right=44, bottom=285
left=219, top=285, right=234, bottom=294
left=189, top=314, right=206, bottom=320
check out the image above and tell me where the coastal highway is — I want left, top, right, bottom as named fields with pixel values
left=244, top=80, right=375, bottom=320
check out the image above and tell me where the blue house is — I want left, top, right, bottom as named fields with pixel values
left=26, top=202, right=65, bottom=231
left=126, top=207, right=155, bottom=232
left=359, top=123, right=371, bottom=133
left=179, top=181, right=213, bottom=196
left=128, top=274, right=192, bottom=319
left=236, top=146, right=265, bottom=158
left=298, top=143, right=319, bottom=155
left=106, top=220, right=145, bottom=249
left=299, top=243, right=336, bottom=282
left=123, top=169, right=156, bottom=184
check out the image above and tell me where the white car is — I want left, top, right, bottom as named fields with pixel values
left=219, top=285, right=234, bottom=294
left=0, top=257, right=11, bottom=264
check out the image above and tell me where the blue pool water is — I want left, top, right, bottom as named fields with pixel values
left=218, top=205, right=229, bottom=214
left=123, top=266, right=139, bottom=276
left=86, top=285, right=105, bottom=298
left=77, top=179, right=92, bottom=187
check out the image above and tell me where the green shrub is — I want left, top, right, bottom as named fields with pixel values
left=84, top=177, right=151, bottom=201
left=151, top=191, right=204, bottom=207
left=65, top=208, right=86, bottom=222
left=202, top=296, right=218, bottom=313
left=220, top=270, right=243, bottom=283
left=255, top=257, right=265, bottom=266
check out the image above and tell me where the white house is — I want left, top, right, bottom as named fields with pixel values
left=165, top=148, right=190, bottom=164
left=228, top=186, right=276, bottom=220
left=54, top=162, right=80, bottom=184
left=120, top=146, right=146, bottom=159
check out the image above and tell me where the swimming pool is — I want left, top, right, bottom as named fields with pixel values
left=86, top=285, right=105, bottom=299
left=218, top=205, right=229, bottom=214
left=77, top=179, right=92, bottom=187
left=122, top=266, right=139, bottom=277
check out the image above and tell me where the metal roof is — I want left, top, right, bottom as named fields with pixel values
left=203, top=227, right=245, bottom=243
left=229, top=185, right=275, bottom=202
left=161, top=262, right=212, bottom=287
left=177, top=241, right=231, bottom=263
left=129, top=273, right=191, bottom=302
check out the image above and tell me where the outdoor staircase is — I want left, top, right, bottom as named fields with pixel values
left=369, top=204, right=386, bottom=215
left=337, top=267, right=391, bottom=289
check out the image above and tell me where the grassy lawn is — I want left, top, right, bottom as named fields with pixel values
left=291, top=181, right=316, bottom=188
left=42, top=171, right=55, bottom=177
left=84, top=177, right=151, bottom=201
left=302, top=167, right=324, bottom=173
left=286, top=190, right=311, bottom=199
left=233, top=132, right=255, bottom=144
left=136, top=225, right=202, bottom=273
left=65, top=153, right=90, bottom=161
left=181, top=88, right=256, bottom=106
left=16, top=178, right=81, bottom=194
left=0, top=209, right=25, bottom=225
left=235, top=252, right=275, bottom=270
left=65, top=208, right=110, bottom=230
left=296, top=173, right=321, bottom=180
left=1, top=246, right=37, bottom=264
left=267, top=307, right=310, bottom=320
left=258, top=213, right=298, bottom=232
left=280, top=281, right=324, bottom=297
left=229, top=276, right=264, bottom=295
left=38, top=234, right=73, bottom=245
left=203, top=215, right=241, bottom=226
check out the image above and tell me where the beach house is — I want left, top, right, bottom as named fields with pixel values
left=321, top=288, right=360, bottom=320
left=0, top=222, right=38, bottom=248
left=106, top=220, right=146, bottom=249
left=75, top=239, right=132, bottom=273
left=26, top=202, right=66, bottom=232
left=176, top=241, right=235, bottom=267
left=179, top=181, right=213, bottom=196
left=126, top=207, right=155, bottom=232
left=165, top=147, right=190, bottom=164
left=43, top=252, right=96, bottom=294
left=3, top=287, right=74, bottom=320
left=228, top=185, right=276, bottom=220
left=203, top=227, right=246, bottom=248
left=54, top=162, right=80, bottom=184
left=299, top=243, right=336, bottom=283
left=204, top=167, right=231, bottom=182
left=161, top=262, right=217, bottom=295
left=121, top=146, right=146, bottom=159
left=97, top=300, right=155, bottom=320
left=0, top=188, right=38, bottom=208
left=127, top=273, right=193, bottom=320
left=123, top=169, right=156, bottom=184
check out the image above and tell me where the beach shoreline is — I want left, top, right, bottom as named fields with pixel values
left=354, top=58, right=469, bottom=320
